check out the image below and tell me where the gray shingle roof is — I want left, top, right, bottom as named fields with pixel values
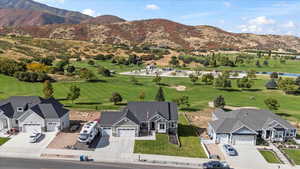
left=0, top=96, right=68, bottom=119
left=210, top=109, right=295, bottom=134
left=99, top=102, right=178, bottom=126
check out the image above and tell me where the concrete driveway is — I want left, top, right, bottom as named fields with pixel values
left=95, top=136, right=134, bottom=154
left=0, top=132, right=56, bottom=157
left=220, top=144, right=272, bottom=169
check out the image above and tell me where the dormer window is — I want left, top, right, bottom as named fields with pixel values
left=17, top=107, right=24, bottom=112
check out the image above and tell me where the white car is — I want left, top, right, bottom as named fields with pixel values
left=29, top=131, right=42, bottom=143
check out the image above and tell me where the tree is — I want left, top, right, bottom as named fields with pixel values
left=79, top=68, right=97, bottom=81
left=98, top=66, right=111, bottom=77
left=189, top=74, right=198, bottom=85
left=26, top=62, right=48, bottom=73
left=201, top=73, right=214, bottom=85
left=213, top=95, right=226, bottom=108
left=67, top=85, right=80, bottom=103
left=264, top=98, right=280, bottom=110
left=173, top=96, right=190, bottom=109
left=295, top=76, right=300, bottom=86
left=139, top=91, right=146, bottom=100
left=247, top=70, right=256, bottom=79
left=214, top=76, right=232, bottom=89
left=278, top=78, right=299, bottom=94
left=110, top=92, right=123, bottom=105
left=169, top=56, right=179, bottom=66
left=43, top=80, right=54, bottom=99
left=152, top=74, right=162, bottom=85
left=256, top=60, right=261, bottom=67
left=155, top=87, right=165, bottom=102
left=270, top=72, right=279, bottom=79
left=263, top=60, right=269, bottom=66
left=237, top=77, right=254, bottom=89
left=66, top=66, right=76, bottom=73
left=87, top=60, right=95, bottom=65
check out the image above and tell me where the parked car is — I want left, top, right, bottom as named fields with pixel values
left=202, top=161, right=230, bottom=169
left=223, top=144, right=237, bottom=156
left=29, top=131, right=42, bottom=143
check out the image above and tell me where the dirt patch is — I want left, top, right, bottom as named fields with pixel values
left=205, top=144, right=225, bottom=160
left=185, top=108, right=213, bottom=138
left=208, top=102, right=259, bottom=110
left=47, top=111, right=101, bottom=149
left=170, top=85, right=186, bottom=91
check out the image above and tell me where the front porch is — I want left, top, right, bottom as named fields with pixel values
left=260, top=128, right=296, bottom=142
left=139, top=121, right=168, bottom=136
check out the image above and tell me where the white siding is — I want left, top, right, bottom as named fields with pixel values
left=19, top=111, right=45, bottom=132
left=216, top=134, right=229, bottom=144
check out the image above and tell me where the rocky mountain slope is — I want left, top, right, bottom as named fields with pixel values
left=1, top=18, right=300, bottom=52
left=0, top=0, right=91, bottom=24
left=81, top=15, right=126, bottom=24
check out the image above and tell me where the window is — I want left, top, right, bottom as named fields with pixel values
left=160, top=124, right=165, bottom=130
left=17, top=107, right=23, bottom=112
left=15, top=120, right=18, bottom=124
left=171, top=122, right=176, bottom=128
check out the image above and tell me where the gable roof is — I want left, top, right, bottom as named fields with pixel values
left=99, top=102, right=178, bottom=126
left=0, top=96, right=68, bottom=119
left=210, top=109, right=295, bottom=134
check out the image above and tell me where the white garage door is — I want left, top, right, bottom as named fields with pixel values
left=23, top=124, right=42, bottom=133
left=102, top=128, right=112, bottom=137
left=233, top=135, right=255, bottom=145
left=118, top=128, right=136, bottom=137
left=47, top=122, right=60, bottom=132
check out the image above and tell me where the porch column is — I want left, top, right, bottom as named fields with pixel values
left=148, top=121, right=150, bottom=135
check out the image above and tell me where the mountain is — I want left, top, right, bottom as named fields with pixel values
left=0, top=0, right=91, bottom=23
left=81, top=15, right=126, bottom=24
left=1, top=18, right=300, bottom=52
left=0, top=8, right=79, bottom=27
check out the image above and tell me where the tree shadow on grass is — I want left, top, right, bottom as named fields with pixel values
left=56, top=98, right=68, bottom=101
left=158, top=83, right=169, bottom=87
left=243, top=89, right=262, bottom=92
left=180, top=107, right=200, bottom=112
left=75, top=102, right=102, bottom=105
left=276, top=113, right=291, bottom=117
left=218, top=88, right=241, bottom=92
left=88, top=79, right=107, bottom=83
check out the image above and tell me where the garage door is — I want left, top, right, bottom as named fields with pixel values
left=102, top=128, right=112, bottom=137
left=233, top=135, right=255, bottom=145
left=47, top=122, right=59, bottom=132
left=23, top=124, right=42, bottom=133
left=118, top=128, right=136, bottom=137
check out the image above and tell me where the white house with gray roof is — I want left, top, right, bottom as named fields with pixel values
left=0, top=96, right=70, bottom=133
left=208, top=109, right=297, bottom=145
left=99, top=102, right=178, bottom=137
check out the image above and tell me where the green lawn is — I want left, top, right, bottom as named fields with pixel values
left=259, top=150, right=281, bottom=164
left=1, top=60, right=300, bottom=121
left=0, top=137, right=10, bottom=146
left=134, top=114, right=207, bottom=158
left=283, top=149, right=300, bottom=165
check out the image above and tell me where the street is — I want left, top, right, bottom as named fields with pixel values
left=0, top=157, right=187, bottom=169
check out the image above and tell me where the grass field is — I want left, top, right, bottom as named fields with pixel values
left=134, top=114, right=206, bottom=158
left=0, top=137, right=9, bottom=146
left=283, top=149, right=300, bottom=165
left=1, top=60, right=300, bottom=122
left=258, top=150, right=282, bottom=164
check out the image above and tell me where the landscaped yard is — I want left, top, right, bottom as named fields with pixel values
left=283, top=149, right=300, bottom=165
left=258, top=150, right=281, bottom=164
left=134, top=114, right=207, bottom=158
left=0, top=137, right=10, bottom=146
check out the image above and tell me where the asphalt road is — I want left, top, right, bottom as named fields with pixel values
left=0, top=157, right=187, bottom=169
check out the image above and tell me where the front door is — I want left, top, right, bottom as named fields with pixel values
left=151, top=122, right=155, bottom=130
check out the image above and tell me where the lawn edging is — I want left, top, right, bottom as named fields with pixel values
left=258, top=148, right=282, bottom=164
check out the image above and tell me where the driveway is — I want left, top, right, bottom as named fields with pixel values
left=0, top=132, right=56, bottom=157
left=95, top=136, right=134, bottom=154
left=220, top=144, right=272, bottom=169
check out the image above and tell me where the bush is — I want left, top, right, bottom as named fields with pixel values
left=14, top=71, right=50, bottom=82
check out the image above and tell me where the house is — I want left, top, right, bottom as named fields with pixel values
left=0, top=96, right=70, bottom=133
left=265, top=79, right=278, bottom=89
left=99, top=102, right=178, bottom=137
left=208, top=109, right=297, bottom=145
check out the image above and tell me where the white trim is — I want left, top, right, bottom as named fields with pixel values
left=113, top=117, right=137, bottom=126
left=149, top=113, right=167, bottom=121
left=231, top=125, right=258, bottom=134
left=265, top=120, right=289, bottom=130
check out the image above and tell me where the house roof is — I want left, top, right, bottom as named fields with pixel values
left=0, top=96, right=68, bottom=119
left=99, top=102, right=178, bottom=126
left=209, top=109, right=295, bottom=134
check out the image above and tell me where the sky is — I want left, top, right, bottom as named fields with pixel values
left=33, top=0, right=300, bottom=36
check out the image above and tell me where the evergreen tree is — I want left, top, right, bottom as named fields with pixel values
left=43, top=80, right=54, bottom=99
left=189, top=74, right=198, bottom=85
left=213, top=95, right=226, bottom=108
left=155, top=87, right=165, bottom=101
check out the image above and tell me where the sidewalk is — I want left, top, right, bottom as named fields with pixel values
left=270, top=143, right=292, bottom=166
